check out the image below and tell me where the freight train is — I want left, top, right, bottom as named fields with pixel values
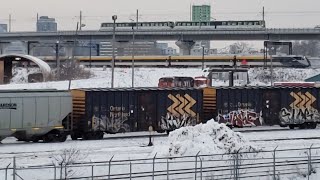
left=1, top=86, right=319, bottom=142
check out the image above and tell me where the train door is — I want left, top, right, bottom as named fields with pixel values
left=262, top=89, right=281, bottom=125
left=137, top=91, right=157, bottom=131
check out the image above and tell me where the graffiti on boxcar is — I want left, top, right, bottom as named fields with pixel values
left=160, top=113, right=197, bottom=130
left=160, top=94, right=198, bottom=130
left=217, top=109, right=262, bottom=127
left=91, top=106, right=131, bottom=133
left=280, top=108, right=320, bottom=123
left=279, top=91, right=320, bottom=124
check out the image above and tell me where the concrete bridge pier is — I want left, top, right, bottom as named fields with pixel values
left=175, top=40, right=195, bottom=55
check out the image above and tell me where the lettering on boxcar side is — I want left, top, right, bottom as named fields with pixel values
left=161, top=94, right=197, bottom=130
left=0, top=103, right=17, bottom=110
left=91, top=106, right=130, bottom=133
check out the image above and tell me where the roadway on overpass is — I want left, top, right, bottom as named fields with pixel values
left=0, top=28, right=320, bottom=41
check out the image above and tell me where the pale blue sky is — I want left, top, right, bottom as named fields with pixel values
left=0, top=0, right=319, bottom=31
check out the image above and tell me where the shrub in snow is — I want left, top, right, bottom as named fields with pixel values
left=155, top=120, right=257, bottom=157
left=52, top=60, right=92, bottom=81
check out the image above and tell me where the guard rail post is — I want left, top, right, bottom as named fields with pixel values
left=92, top=165, right=94, bottom=180
left=152, top=153, right=157, bottom=180
left=308, top=144, right=314, bottom=180
left=129, top=162, right=132, bottom=180
left=273, top=146, right=278, bottom=180
left=108, top=155, right=114, bottom=179
left=195, top=151, right=200, bottom=180
left=13, top=157, right=16, bottom=180
left=199, top=156, right=203, bottom=180
left=167, top=158, right=169, bottom=180
left=5, top=163, right=11, bottom=180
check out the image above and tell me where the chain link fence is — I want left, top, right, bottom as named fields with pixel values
left=1, top=146, right=320, bottom=180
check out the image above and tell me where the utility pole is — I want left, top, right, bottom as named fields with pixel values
left=79, top=11, right=82, bottom=31
left=9, top=14, right=11, bottom=32
left=202, top=45, right=205, bottom=70
left=68, top=22, right=79, bottom=90
left=56, top=41, right=60, bottom=79
left=111, top=15, right=117, bottom=88
left=136, top=9, right=139, bottom=30
left=262, top=6, right=265, bottom=22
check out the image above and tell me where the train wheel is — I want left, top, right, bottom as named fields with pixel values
left=289, top=125, right=295, bottom=129
left=95, top=132, right=104, bottom=139
left=299, top=123, right=307, bottom=129
left=58, top=134, right=68, bottom=142
left=71, top=133, right=78, bottom=140
left=311, top=123, right=317, bottom=129
left=43, top=134, right=54, bottom=143
left=31, top=137, right=40, bottom=143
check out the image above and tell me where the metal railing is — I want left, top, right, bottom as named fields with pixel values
left=1, top=146, right=320, bottom=180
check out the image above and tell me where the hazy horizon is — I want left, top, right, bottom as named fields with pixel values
left=0, top=0, right=319, bottom=31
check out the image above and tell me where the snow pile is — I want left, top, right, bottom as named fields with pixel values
left=155, top=120, right=257, bottom=157
left=11, top=67, right=41, bottom=84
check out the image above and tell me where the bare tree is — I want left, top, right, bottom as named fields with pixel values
left=51, top=60, right=92, bottom=81
left=229, top=42, right=254, bottom=54
left=278, top=41, right=320, bottom=57
left=52, top=148, right=87, bottom=179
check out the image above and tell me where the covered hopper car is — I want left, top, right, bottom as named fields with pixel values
left=0, top=90, right=72, bottom=142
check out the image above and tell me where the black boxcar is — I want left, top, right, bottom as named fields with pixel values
left=206, top=87, right=320, bottom=129
left=71, top=88, right=203, bottom=139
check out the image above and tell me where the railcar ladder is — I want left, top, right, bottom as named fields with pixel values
left=203, top=88, right=216, bottom=121
left=71, top=90, right=86, bottom=130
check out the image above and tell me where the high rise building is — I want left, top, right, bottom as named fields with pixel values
left=192, top=5, right=211, bottom=22
left=0, top=24, right=8, bottom=32
left=191, top=4, right=211, bottom=54
left=36, top=16, right=57, bottom=32
left=100, top=41, right=163, bottom=56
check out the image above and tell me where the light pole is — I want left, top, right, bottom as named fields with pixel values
left=111, top=15, right=117, bottom=88
left=89, top=36, right=92, bottom=68
left=55, top=40, right=60, bottom=79
left=270, top=48, right=274, bottom=86
left=202, top=45, right=205, bottom=70
left=130, top=20, right=135, bottom=88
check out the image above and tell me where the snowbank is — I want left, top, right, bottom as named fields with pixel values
left=154, top=120, right=257, bottom=157
left=11, top=67, right=41, bottom=84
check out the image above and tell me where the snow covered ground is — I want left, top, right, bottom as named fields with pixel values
left=1, top=67, right=320, bottom=179
left=1, top=124, right=320, bottom=179
left=1, top=67, right=320, bottom=90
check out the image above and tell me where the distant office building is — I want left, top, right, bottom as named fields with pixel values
left=4, top=41, right=27, bottom=54
left=191, top=48, right=217, bottom=56
left=192, top=5, right=211, bottom=22
left=164, top=47, right=177, bottom=55
left=191, top=4, right=211, bottom=53
left=156, top=43, right=177, bottom=55
left=100, top=41, right=162, bottom=56
left=37, top=16, right=57, bottom=32
left=0, top=24, right=8, bottom=32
